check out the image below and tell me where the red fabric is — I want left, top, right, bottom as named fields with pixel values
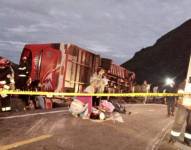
left=45, top=98, right=52, bottom=110
left=76, top=96, right=92, bottom=113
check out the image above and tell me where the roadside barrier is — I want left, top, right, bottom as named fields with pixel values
left=0, top=90, right=187, bottom=97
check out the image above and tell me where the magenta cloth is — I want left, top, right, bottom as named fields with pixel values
left=76, top=96, right=92, bottom=113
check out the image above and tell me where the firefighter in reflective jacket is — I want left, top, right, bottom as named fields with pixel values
left=0, top=58, right=15, bottom=112
left=16, top=56, right=29, bottom=90
left=169, top=55, right=191, bottom=146
left=169, top=79, right=191, bottom=146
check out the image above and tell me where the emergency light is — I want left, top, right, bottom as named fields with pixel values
left=165, top=78, right=174, bottom=85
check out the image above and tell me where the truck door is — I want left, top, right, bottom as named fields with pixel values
left=40, top=47, right=61, bottom=91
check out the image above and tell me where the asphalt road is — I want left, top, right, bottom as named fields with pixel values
left=0, top=104, right=177, bottom=150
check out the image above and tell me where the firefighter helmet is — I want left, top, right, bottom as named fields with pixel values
left=0, top=58, right=10, bottom=67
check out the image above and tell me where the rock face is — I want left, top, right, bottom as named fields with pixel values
left=122, top=19, right=191, bottom=86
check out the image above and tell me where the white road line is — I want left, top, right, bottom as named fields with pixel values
left=148, top=109, right=155, bottom=112
left=149, top=120, right=173, bottom=150
left=26, top=118, right=47, bottom=134
left=0, top=110, right=69, bottom=120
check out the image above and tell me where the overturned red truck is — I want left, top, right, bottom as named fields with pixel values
left=20, top=43, right=135, bottom=93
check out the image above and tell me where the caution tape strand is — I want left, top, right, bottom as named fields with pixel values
left=0, top=90, right=187, bottom=97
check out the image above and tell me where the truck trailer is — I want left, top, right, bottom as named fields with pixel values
left=20, top=43, right=135, bottom=93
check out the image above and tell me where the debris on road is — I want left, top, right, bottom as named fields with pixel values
left=68, top=97, right=126, bottom=123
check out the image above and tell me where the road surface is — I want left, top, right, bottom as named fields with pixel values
left=0, top=104, right=181, bottom=150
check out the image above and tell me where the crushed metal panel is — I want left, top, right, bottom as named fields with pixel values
left=64, top=55, right=77, bottom=88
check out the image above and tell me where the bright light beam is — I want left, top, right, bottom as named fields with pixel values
left=165, top=78, right=174, bottom=85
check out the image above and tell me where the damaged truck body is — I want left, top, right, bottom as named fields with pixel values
left=20, top=43, right=135, bottom=93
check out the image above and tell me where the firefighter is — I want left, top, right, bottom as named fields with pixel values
left=170, top=55, right=191, bottom=146
left=169, top=80, right=191, bottom=146
left=15, top=56, right=30, bottom=109
left=0, top=58, right=15, bottom=112
left=16, top=56, right=30, bottom=90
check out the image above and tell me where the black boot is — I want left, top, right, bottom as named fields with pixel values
left=184, top=137, right=191, bottom=147
left=169, top=135, right=180, bottom=143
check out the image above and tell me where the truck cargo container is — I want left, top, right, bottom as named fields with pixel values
left=20, top=43, right=135, bottom=93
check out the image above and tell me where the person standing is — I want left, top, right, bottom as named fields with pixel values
left=152, top=85, right=159, bottom=103
left=142, top=80, right=150, bottom=104
left=15, top=56, right=30, bottom=90
left=170, top=79, right=191, bottom=146
left=170, top=55, right=191, bottom=146
left=90, top=68, right=105, bottom=106
left=0, top=58, right=15, bottom=112
left=165, top=81, right=176, bottom=117
left=15, top=56, right=30, bottom=110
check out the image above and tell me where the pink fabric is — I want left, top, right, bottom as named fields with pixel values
left=76, top=96, right=92, bottom=113
left=100, top=100, right=115, bottom=113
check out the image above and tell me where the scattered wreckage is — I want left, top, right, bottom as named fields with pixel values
left=69, top=98, right=127, bottom=122
left=0, top=43, right=135, bottom=114
left=68, top=68, right=128, bottom=122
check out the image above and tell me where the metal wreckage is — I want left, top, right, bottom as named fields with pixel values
left=0, top=43, right=135, bottom=121
left=1, top=43, right=191, bottom=148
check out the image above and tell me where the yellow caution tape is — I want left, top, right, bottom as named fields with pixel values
left=0, top=90, right=188, bottom=97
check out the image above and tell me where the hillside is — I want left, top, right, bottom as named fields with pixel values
left=122, top=19, right=191, bottom=86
